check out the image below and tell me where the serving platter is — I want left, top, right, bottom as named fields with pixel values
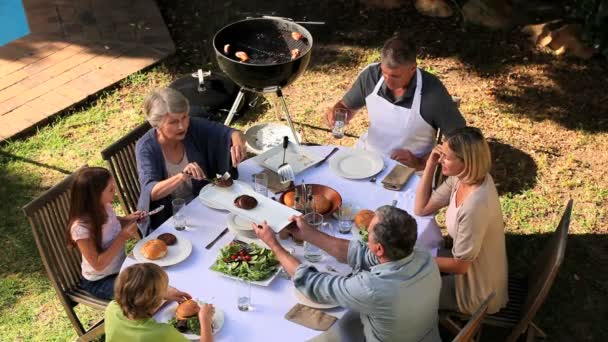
left=252, top=140, right=323, bottom=176
left=209, top=240, right=282, bottom=287
left=199, top=181, right=299, bottom=233
left=199, top=180, right=253, bottom=210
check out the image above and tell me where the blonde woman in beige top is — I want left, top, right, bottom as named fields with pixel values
left=414, top=127, right=508, bottom=314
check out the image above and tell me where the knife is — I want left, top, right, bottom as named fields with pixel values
left=205, top=228, right=229, bottom=249
left=314, top=147, right=339, bottom=168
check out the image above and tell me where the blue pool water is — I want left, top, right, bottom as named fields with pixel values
left=0, top=0, right=30, bottom=46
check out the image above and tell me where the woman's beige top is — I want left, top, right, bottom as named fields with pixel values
left=431, top=174, right=508, bottom=314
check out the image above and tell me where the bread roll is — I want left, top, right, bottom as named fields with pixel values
left=176, top=299, right=200, bottom=320
left=283, top=191, right=296, bottom=207
left=141, top=239, right=167, bottom=260
left=354, top=210, right=375, bottom=230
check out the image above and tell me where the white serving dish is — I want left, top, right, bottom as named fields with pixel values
left=252, top=140, right=323, bottom=176
left=199, top=181, right=300, bottom=233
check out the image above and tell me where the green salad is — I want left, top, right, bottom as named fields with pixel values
left=211, top=242, right=279, bottom=281
left=359, top=225, right=369, bottom=242
left=169, top=316, right=200, bottom=333
left=124, top=239, right=138, bottom=255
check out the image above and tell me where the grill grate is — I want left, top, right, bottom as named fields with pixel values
left=219, top=28, right=310, bottom=65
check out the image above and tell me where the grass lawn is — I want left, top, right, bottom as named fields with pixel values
left=1, top=1, right=607, bottom=341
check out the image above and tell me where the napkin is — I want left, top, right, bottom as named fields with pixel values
left=259, top=169, right=292, bottom=193
left=285, top=304, right=337, bottom=331
left=381, top=164, right=415, bottom=191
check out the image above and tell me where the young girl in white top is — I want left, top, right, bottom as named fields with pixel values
left=67, top=167, right=143, bottom=300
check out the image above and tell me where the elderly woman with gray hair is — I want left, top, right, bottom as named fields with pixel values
left=136, top=87, right=246, bottom=235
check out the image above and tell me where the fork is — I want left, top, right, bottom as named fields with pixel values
left=370, top=166, right=386, bottom=183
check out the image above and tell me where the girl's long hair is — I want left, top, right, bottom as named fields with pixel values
left=66, top=167, right=112, bottom=251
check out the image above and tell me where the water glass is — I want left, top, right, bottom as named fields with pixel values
left=236, top=279, right=252, bottom=311
left=172, top=198, right=186, bottom=231
left=252, top=173, right=268, bottom=197
left=332, top=108, right=348, bottom=139
left=338, top=204, right=354, bottom=234
left=304, top=212, right=323, bottom=262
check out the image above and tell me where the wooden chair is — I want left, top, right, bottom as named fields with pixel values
left=101, top=122, right=151, bottom=214
left=442, top=199, right=573, bottom=342
left=22, top=166, right=109, bottom=341
left=452, top=292, right=495, bottom=342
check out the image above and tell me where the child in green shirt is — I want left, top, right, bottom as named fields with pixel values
left=105, top=263, right=214, bottom=342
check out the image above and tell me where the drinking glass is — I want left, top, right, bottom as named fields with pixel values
left=303, top=212, right=323, bottom=262
left=332, top=108, right=348, bottom=139
left=338, top=204, right=354, bottom=234
left=252, top=173, right=268, bottom=197
left=172, top=198, right=186, bottom=231
left=236, top=279, right=252, bottom=311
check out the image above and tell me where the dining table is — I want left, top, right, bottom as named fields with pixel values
left=121, top=145, right=443, bottom=341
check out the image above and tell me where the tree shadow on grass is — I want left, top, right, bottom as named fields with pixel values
left=489, top=139, right=537, bottom=195
left=157, top=0, right=608, bottom=133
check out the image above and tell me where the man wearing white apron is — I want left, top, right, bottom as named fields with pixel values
left=326, top=35, right=465, bottom=170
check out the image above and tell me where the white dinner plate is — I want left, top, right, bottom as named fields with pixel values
left=226, top=213, right=260, bottom=241
left=199, top=180, right=253, bottom=210
left=133, top=233, right=192, bottom=267
left=329, top=149, right=384, bottom=179
left=227, top=213, right=255, bottom=231
left=293, top=288, right=340, bottom=310
left=156, top=300, right=224, bottom=339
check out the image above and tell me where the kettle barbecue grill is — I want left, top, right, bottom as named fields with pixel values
left=213, top=17, right=315, bottom=144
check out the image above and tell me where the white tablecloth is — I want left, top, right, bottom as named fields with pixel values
left=121, top=145, right=442, bottom=342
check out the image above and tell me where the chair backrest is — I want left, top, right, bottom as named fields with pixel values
left=513, top=199, right=573, bottom=338
left=22, top=167, right=86, bottom=300
left=453, top=292, right=495, bottom=342
left=101, top=122, right=151, bottom=214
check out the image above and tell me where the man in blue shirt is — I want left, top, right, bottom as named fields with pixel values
left=254, top=206, right=441, bottom=342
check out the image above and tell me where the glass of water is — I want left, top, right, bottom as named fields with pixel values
left=252, top=173, right=268, bottom=197
left=332, top=108, right=348, bottom=139
left=236, top=279, right=251, bottom=311
left=338, top=204, right=354, bottom=234
left=303, top=212, right=323, bottom=262
left=172, top=198, right=186, bottom=231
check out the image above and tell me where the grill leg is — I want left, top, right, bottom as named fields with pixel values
left=223, top=88, right=246, bottom=126
left=276, top=89, right=300, bottom=145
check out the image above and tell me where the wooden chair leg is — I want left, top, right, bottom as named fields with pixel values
left=524, top=322, right=547, bottom=342
left=439, top=315, right=463, bottom=336
left=530, top=322, right=547, bottom=339
left=74, top=319, right=104, bottom=342
left=62, top=302, right=86, bottom=336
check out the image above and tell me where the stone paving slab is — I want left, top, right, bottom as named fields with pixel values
left=0, top=0, right=175, bottom=141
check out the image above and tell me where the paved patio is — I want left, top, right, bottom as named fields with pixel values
left=0, top=0, right=175, bottom=141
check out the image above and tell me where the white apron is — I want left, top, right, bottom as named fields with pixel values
left=356, top=68, right=436, bottom=157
